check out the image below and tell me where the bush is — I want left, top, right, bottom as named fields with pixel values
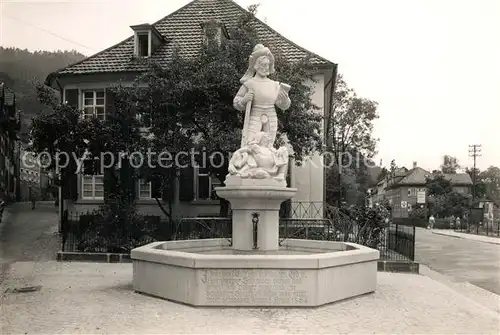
left=341, top=205, right=389, bottom=248
left=74, top=196, right=161, bottom=253
left=409, top=207, right=428, bottom=220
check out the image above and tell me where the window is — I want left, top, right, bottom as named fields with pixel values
left=82, top=90, right=105, bottom=120
left=82, top=175, right=104, bottom=199
left=408, top=188, right=422, bottom=197
left=195, top=167, right=220, bottom=200
left=137, top=33, right=149, bottom=57
left=139, top=179, right=152, bottom=199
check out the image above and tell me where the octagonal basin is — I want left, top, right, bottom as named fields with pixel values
left=131, top=238, right=380, bottom=307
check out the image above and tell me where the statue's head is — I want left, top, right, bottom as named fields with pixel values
left=254, top=56, right=271, bottom=77
left=240, top=44, right=275, bottom=83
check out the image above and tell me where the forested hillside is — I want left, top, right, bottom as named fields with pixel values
left=0, top=47, right=86, bottom=133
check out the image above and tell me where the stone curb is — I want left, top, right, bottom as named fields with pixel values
left=57, top=251, right=420, bottom=273
left=377, top=260, right=419, bottom=274
left=57, top=251, right=131, bottom=263
left=432, top=230, right=500, bottom=245
left=419, top=264, right=500, bottom=315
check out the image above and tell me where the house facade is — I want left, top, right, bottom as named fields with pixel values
left=45, top=0, right=337, bottom=218
left=0, top=83, right=21, bottom=201
left=371, top=162, right=473, bottom=218
left=18, top=145, right=54, bottom=201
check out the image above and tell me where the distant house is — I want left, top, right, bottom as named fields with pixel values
left=0, top=82, right=21, bottom=201
left=18, top=144, right=54, bottom=201
left=44, top=0, right=337, bottom=218
left=371, top=162, right=473, bottom=218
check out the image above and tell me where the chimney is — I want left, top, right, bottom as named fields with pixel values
left=413, top=161, right=417, bottom=169
left=201, top=19, right=228, bottom=47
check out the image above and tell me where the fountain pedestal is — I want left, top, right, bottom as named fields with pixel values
left=217, top=176, right=297, bottom=251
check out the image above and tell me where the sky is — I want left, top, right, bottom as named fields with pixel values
left=1, top=0, right=499, bottom=172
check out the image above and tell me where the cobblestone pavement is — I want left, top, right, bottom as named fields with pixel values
left=415, top=227, right=500, bottom=295
left=1, top=262, right=499, bottom=334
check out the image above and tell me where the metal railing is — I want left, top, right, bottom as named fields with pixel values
left=455, top=219, right=500, bottom=238
left=60, top=202, right=416, bottom=261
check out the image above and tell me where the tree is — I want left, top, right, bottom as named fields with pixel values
left=30, top=82, right=143, bottom=212
left=478, top=166, right=500, bottom=202
left=377, top=167, right=389, bottom=182
left=30, top=84, right=88, bottom=201
left=426, top=174, right=453, bottom=196
left=441, top=155, right=460, bottom=174
left=425, top=173, right=470, bottom=217
left=389, top=159, right=397, bottom=173
left=325, top=74, right=379, bottom=206
left=465, top=167, right=487, bottom=200
left=118, top=5, right=324, bottom=216
left=0, top=47, right=86, bottom=133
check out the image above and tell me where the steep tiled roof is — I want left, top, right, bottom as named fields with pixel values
left=50, top=0, right=334, bottom=79
left=388, top=168, right=473, bottom=188
left=444, top=173, right=472, bottom=185
left=397, top=167, right=431, bottom=185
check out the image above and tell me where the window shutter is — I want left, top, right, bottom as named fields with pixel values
left=105, top=88, right=116, bottom=118
left=161, top=176, right=175, bottom=201
left=69, top=173, right=78, bottom=201
left=103, top=168, right=114, bottom=201
left=178, top=166, right=194, bottom=201
left=130, top=175, right=136, bottom=200
left=65, top=89, right=78, bottom=108
left=118, top=158, right=136, bottom=201
left=61, top=160, right=78, bottom=200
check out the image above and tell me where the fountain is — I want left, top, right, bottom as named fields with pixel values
left=131, top=44, right=379, bottom=307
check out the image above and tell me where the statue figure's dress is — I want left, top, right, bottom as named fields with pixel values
left=234, top=77, right=291, bottom=146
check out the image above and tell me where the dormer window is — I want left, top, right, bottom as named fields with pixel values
left=201, top=19, right=228, bottom=47
left=130, top=23, right=165, bottom=58
left=137, top=33, right=149, bottom=57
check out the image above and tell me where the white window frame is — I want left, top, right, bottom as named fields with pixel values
left=82, top=175, right=104, bottom=200
left=81, top=90, right=106, bottom=120
left=194, top=167, right=220, bottom=201
left=134, top=31, right=151, bottom=58
left=138, top=179, right=152, bottom=199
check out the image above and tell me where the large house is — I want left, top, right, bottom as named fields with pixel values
left=45, top=0, right=337, bottom=218
left=0, top=83, right=21, bottom=201
left=371, top=162, right=473, bottom=218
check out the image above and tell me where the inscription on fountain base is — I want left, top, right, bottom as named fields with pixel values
left=200, top=269, right=311, bottom=306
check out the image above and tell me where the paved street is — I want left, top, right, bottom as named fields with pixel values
left=415, top=227, right=500, bottom=295
left=0, top=204, right=59, bottom=284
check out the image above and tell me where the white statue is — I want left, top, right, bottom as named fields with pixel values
left=227, top=44, right=292, bottom=183
left=228, top=132, right=289, bottom=181
left=233, top=44, right=291, bottom=147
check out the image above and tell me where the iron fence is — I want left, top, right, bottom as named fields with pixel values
left=60, top=202, right=416, bottom=262
left=454, top=220, right=500, bottom=238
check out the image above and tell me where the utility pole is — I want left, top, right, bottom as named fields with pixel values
left=468, top=144, right=482, bottom=205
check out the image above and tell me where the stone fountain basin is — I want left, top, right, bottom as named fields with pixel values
left=131, top=239, right=380, bottom=307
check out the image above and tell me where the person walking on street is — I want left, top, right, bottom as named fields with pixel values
left=428, top=215, right=435, bottom=230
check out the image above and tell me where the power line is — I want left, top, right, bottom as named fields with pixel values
left=468, top=144, right=482, bottom=204
left=3, top=14, right=97, bottom=52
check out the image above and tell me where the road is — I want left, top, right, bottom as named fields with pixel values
left=0, top=204, right=59, bottom=283
left=415, top=227, right=500, bottom=295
